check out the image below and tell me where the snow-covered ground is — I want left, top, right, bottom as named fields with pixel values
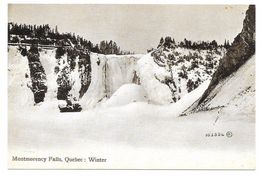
left=100, top=84, right=148, bottom=108
left=8, top=46, right=255, bottom=169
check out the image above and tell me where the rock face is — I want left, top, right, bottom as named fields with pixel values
left=55, top=46, right=91, bottom=102
left=16, top=44, right=142, bottom=109
left=23, top=45, right=48, bottom=104
left=137, top=41, right=225, bottom=104
left=198, top=5, right=255, bottom=105
left=78, top=52, right=91, bottom=98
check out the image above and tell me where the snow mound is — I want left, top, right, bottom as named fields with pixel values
left=137, top=53, right=173, bottom=105
left=101, top=84, right=148, bottom=107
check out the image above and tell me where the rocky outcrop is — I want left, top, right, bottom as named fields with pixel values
left=21, top=45, right=48, bottom=104
left=55, top=46, right=91, bottom=101
left=138, top=40, right=225, bottom=104
left=78, top=51, right=91, bottom=98
left=198, top=5, right=255, bottom=106
left=55, top=47, right=73, bottom=101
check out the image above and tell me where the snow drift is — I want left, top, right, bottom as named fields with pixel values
left=101, top=83, right=148, bottom=108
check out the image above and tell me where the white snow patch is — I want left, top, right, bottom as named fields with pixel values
left=137, top=53, right=173, bottom=105
left=101, top=83, right=148, bottom=107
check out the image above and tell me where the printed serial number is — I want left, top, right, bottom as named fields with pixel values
left=205, top=132, right=224, bottom=137
left=205, top=131, right=233, bottom=138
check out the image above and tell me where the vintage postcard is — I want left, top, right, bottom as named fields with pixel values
left=8, top=4, right=255, bottom=169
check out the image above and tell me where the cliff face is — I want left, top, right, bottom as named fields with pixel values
left=198, top=5, right=255, bottom=105
left=20, top=45, right=48, bottom=104
left=137, top=43, right=225, bottom=105
left=55, top=47, right=91, bottom=102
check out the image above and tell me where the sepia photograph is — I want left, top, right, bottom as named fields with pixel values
left=7, top=3, right=255, bottom=169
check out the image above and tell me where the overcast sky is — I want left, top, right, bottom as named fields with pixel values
left=9, top=4, right=248, bottom=53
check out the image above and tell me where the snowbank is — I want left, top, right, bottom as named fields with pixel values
left=137, top=53, right=173, bottom=105
left=101, top=83, right=148, bottom=107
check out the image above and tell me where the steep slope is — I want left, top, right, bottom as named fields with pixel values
left=137, top=45, right=225, bottom=104
left=183, top=55, right=255, bottom=119
left=197, top=5, right=255, bottom=107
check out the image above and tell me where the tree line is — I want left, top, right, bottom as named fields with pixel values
left=8, top=22, right=133, bottom=55
left=155, top=36, right=231, bottom=51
